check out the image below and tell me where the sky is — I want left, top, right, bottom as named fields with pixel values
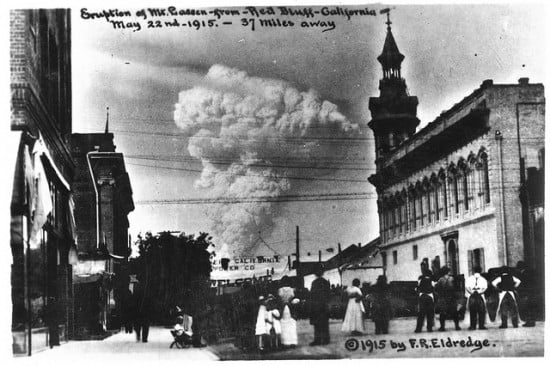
left=71, top=1, right=547, bottom=260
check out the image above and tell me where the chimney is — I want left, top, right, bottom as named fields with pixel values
left=481, top=79, right=493, bottom=88
left=338, top=243, right=342, bottom=254
left=358, top=242, right=362, bottom=248
left=518, top=77, right=529, bottom=85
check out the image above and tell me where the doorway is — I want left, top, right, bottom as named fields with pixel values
left=441, top=231, right=459, bottom=276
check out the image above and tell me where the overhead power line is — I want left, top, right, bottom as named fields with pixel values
left=126, top=162, right=371, bottom=183
left=135, top=191, right=375, bottom=205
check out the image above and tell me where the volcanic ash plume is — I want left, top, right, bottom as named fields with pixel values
left=174, top=64, right=359, bottom=255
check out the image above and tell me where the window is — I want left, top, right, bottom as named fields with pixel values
left=415, top=188, right=422, bottom=228
left=478, top=152, right=490, bottom=204
left=392, top=250, right=398, bottom=265
left=389, top=205, right=395, bottom=238
left=412, top=245, right=418, bottom=260
left=441, top=174, right=448, bottom=219
left=393, top=205, right=399, bottom=236
left=467, top=157, right=476, bottom=210
left=382, top=208, right=388, bottom=242
left=433, top=179, right=440, bottom=221
left=452, top=176, right=459, bottom=214
left=381, top=252, right=387, bottom=267
left=408, top=191, right=416, bottom=231
left=462, top=171, right=469, bottom=211
left=419, top=192, right=425, bottom=226
left=426, top=183, right=433, bottom=224
left=400, top=194, right=408, bottom=233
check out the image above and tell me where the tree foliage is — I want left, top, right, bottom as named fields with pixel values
left=129, top=231, right=214, bottom=322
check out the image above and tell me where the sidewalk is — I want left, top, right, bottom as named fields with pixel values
left=21, top=318, right=544, bottom=360
left=28, top=326, right=219, bottom=361
left=209, top=318, right=545, bottom=359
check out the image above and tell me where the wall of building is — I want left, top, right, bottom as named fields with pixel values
left=382, top=214, right=498, bottom=281
left=376, top=82, right=545, bottom=278
left=485, top=83, right=545, bottom=267
left=10, top=9, right=73, bottom=355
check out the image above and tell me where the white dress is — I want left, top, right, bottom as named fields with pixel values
left=255, top=304, right=267, bottom=335
left=270, top=309, right=282, bottom=335
left=342, top=286, right=365, bottom=333
left=278, top=286, right=298, bottom=345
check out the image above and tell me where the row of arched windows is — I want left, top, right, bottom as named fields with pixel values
left=380, top=149, right=490, bottom=242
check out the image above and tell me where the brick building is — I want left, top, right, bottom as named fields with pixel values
left=10, top=9, right=74, bottom=355
left=368, top=19, right=545, bottom=282
left=70, top=132, right=134, bottom=338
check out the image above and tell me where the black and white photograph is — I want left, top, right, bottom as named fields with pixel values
left=5, top=0, right=547, bottom=361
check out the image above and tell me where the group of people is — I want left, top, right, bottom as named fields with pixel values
left=414, top=261, right=537, bottom=333
left=248, top=260, right=538, bottom=351
left=252, top=269, right=393, bottom=351
left=341, top=276, right=392, bottom=336
left=255, top=277, right=300, bottom=351
left=252, top=269, right=336, bottom=350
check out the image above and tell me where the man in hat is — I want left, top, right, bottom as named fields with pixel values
left=309, top=267, right=331, bottom=345
left=516, top=261, right=537, bottom=327
left=492, top=266, right=521, bottom=328
left=435, top=266, right=461, bottom=331
left=415, top=267, right=436, bottom=333
left=465, top=266, right=488, bottom=330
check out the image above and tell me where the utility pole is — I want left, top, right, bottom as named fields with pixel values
left=296, top=226, right=303, bottom=287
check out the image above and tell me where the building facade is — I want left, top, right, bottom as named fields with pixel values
left=368, top=20, right=545, bottom=282
left=70, top=132, right=134, bottom=338
left=10, top=9, right=74, bottom=355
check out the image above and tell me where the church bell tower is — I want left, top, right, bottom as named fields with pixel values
left=369, top=10, right=419, bottom=161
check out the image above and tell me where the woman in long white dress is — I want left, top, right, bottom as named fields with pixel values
left=278, top=277, right=298, bottom=347
left=342, top=279, right=366, bottom=335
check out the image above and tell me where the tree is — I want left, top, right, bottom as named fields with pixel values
left=129, top=231, right=214, bottom=323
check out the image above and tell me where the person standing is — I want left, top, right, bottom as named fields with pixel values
left=516, top=261, right=537, bottom=327
left=278, top=276, right=298, bottom=347
left=435, top=266, right=461, bottom=331
left=369, top=275, right=392, bottom=335
left=492, top=266, right=521, bottom=328
left=255, top=296, right=268, bottom=351
left=465, top=266, right=488, bottom=330
left=309, top=268, right=331, bottom=345
left=341, top=279, right=365, bottom=335
left=133, top=279, right=152, bottom=343
left=414, top=268, right=436, bottom=333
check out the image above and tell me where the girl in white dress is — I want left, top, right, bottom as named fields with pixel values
left=342, top=279, right=366, bottom=335
left=255, top=296, right=268, bottom=350
left=278, top=279, right=299, bottom=347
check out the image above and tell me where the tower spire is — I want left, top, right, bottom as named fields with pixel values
left=105, top=107, right=109, bottom=134
left=378, top=8, right=404, bottom=80
left=368, top=9, right=419, bottom=157
left=383, top=8, right=392, bottom=28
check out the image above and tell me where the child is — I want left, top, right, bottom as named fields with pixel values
left=266, top=296, right=281, bottom=349
left=173, top=315, right=185, bottom=337
left=170, top=315, right=193, bottom=348
left=255, top=296, right=268, bottom=351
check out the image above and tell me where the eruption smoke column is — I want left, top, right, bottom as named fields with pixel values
left=174, top=64, right=359, bottom=255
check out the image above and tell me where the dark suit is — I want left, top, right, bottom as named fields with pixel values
left=133, top=282, right=152, bottom=342
left=309, top=276, right=331, bottom=345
